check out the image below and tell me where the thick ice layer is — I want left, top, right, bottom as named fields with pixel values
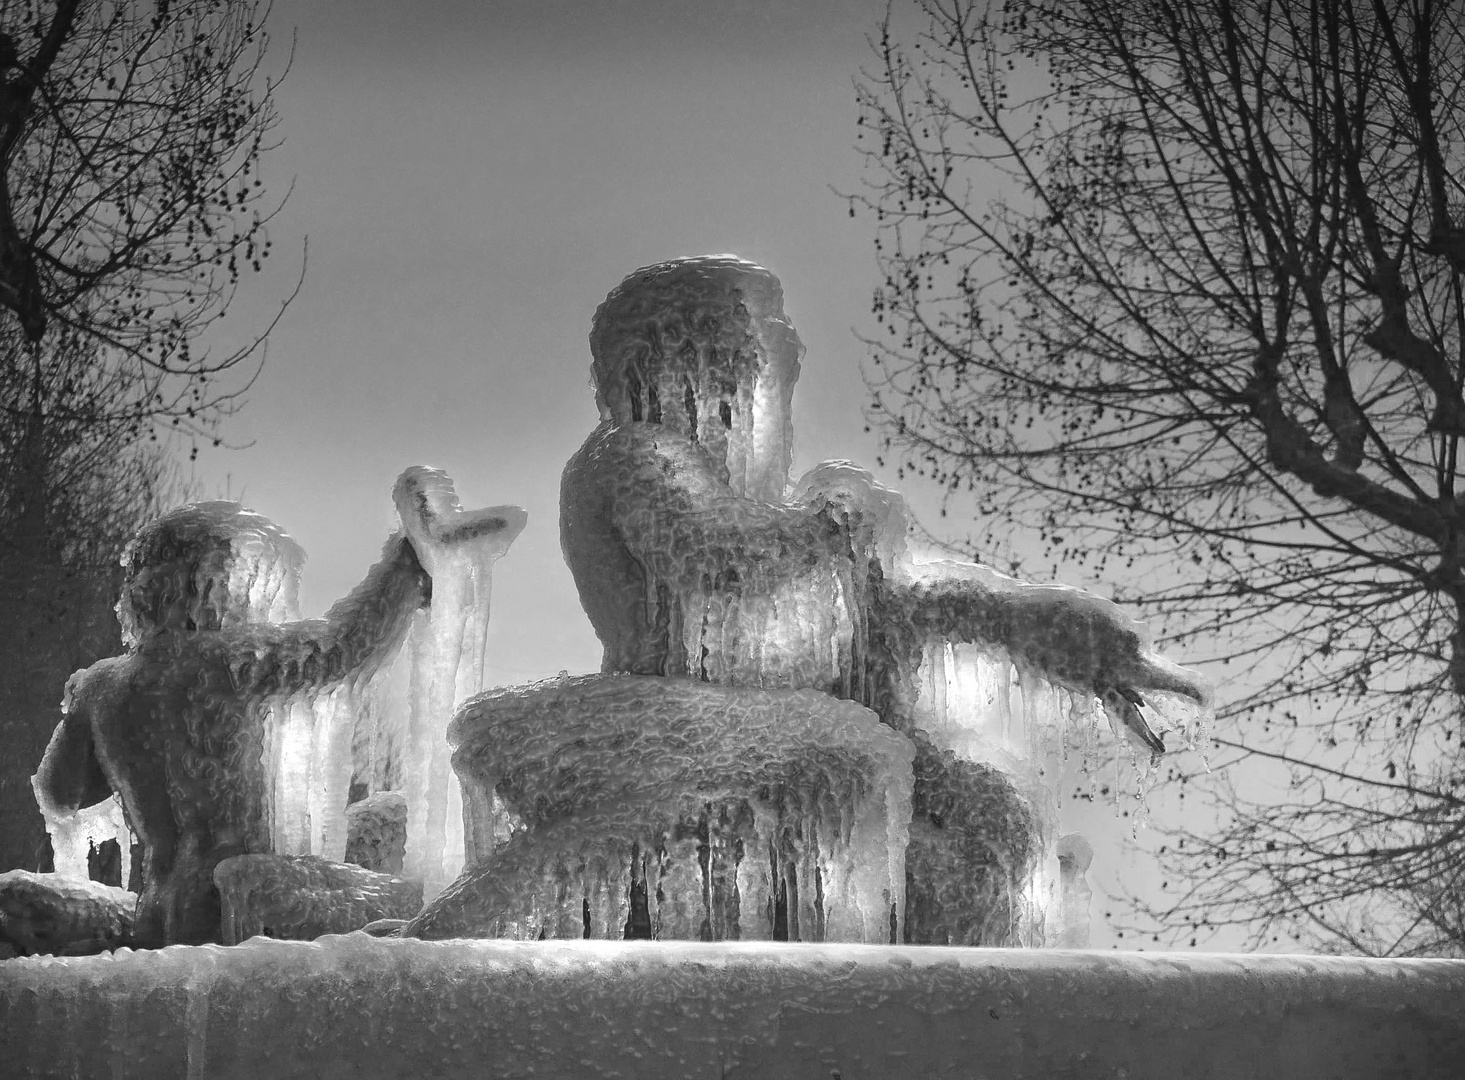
left=30, top=490, right=444, bottom=946
left=0, top=870, right=136, bottom=956
left=563, top=424, right=879, bottom=690
left=3, top=938, right=1463, bottom=1079
left=409, top=673, right=913, bottom=942
left=213, top=854, right=422, bottom=945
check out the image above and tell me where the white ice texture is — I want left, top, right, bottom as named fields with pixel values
left=32, top=791, right=131, bottom=888
left=6, top=937, right=1463, bottom=1080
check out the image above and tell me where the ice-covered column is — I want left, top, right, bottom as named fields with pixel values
left=393, top=467, right=526, bottom=900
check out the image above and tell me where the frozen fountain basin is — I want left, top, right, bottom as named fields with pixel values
left=4, top=937, right=1464, bottom=1078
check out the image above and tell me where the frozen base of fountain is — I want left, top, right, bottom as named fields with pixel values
left=4, top=938, right=1464, bottom=1079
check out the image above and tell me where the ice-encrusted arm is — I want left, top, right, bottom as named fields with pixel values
left=602, top=426, right=861, bottom=580
left=33, top=705, right=112, bottom=818
left=902, top=563, right=1210, bottom=702
left=32, top=675, right=136, bottom=882
left=897, top=561, right=1213, bottom=752
left=225, top=534, right=429, bottom=698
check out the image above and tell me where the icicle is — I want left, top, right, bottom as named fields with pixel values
left=306, top=684, right=356, bottom=862
left=271, top=695, right=315, bottom=855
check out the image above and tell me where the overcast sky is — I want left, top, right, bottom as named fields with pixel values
left=184, top=0, right=1243, bottom=951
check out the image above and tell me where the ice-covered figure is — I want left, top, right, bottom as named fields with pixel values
left=416, top=255, right=1210, bottom=946
left=392, top=468, right=528, bottom=899
left=30, top=470, right=523, bottom=946
left=559, top=255, right=1209, bottom=943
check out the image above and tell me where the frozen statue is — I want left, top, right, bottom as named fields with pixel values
left=407, top=255, right=1211, bottom=947
left=31, top=468, right=524, bottom=947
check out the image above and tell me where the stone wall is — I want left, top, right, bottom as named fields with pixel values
left=3, top=937, right=1463, bottom=1078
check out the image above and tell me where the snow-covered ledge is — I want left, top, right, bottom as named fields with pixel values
left=3, top=938, right=1463, bottom=1078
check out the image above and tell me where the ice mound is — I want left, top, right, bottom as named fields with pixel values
left=404, top=673, right=913, bottom=942
left=0, top=870, right=136, bottom=956
left=213, top=854, right=423, bottom=945
left=902, top=738, right=1043, bottom=946
left=345, top=791, right=408, bottom=874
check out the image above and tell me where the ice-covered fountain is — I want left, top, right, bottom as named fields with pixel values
left=403, top=255, right=1212, bottom=948
left=3, top=256, right=1463, bottom=1079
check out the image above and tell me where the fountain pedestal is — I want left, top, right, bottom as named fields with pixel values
left=3, top=937, right=1464, bottom=1078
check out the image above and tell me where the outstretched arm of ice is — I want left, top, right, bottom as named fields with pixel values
left=898, top=561, right=1213, bottom=751
left=217, top=536, right=427, bottom=698
left=221, top=535, right=430, bottom=700
left=215, top=468, right=529, bottom=700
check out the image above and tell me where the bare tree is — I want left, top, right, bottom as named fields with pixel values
left=0, top=0, right=291, bottom=874
left=0, top=1, right=289, bottom=379
left=853, top=0, right=1465, bottom=954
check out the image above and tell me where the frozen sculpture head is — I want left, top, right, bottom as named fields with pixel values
left=15, top=254, right=1210, bottom=957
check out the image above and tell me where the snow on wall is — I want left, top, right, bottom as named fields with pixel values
left=2, top=937, right=1462, bottom=1079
